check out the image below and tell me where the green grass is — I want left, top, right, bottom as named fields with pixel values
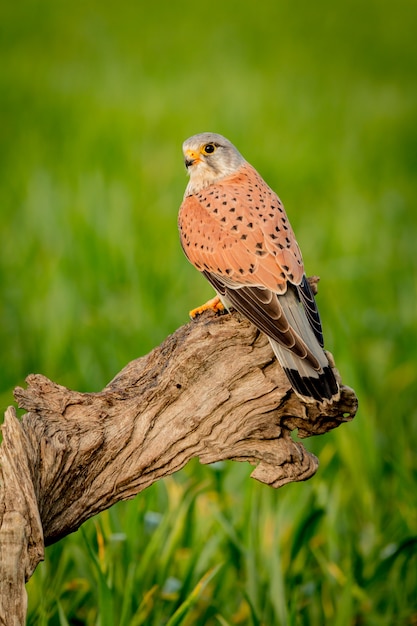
left=1, top=0, right=417, bottom=623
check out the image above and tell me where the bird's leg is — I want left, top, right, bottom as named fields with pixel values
left=189, top=296, right=225, bottom=318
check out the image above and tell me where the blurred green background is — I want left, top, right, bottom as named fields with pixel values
left=1, top=0, right=417, bottom=624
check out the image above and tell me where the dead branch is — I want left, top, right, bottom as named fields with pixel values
left=0, top=307, right=357, bottom=625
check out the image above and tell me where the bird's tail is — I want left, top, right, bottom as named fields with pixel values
left=269, top=338, right=339, bottom=402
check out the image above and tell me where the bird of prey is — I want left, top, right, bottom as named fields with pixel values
left=178, top=132, right=339, bottom=402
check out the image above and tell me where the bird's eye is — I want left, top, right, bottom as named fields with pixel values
left=202, top=143, right=216, bottom=155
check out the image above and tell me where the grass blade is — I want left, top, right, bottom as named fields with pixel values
left=165, top=564, right=223, bottom=626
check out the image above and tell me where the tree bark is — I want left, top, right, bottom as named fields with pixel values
left=0, top=306, right=357, bottom=625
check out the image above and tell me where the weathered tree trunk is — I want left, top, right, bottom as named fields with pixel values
left=0, top=307, right=357, bottom=625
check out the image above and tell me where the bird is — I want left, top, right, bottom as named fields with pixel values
left=178, top=132, right=339, bottom=402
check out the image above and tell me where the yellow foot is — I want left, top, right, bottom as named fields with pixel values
left=189, top=296, right=225, bottom=319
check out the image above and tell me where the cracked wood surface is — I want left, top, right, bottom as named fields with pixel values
left=0, top=308, right=357, bottom=625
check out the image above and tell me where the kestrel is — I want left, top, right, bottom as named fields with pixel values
left=178, top=132, right=339, bottom=402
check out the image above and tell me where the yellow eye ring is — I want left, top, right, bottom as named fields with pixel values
left=201, top=143, right=216, bottom=155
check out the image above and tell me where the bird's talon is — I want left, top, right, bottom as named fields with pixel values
left=189, top=296, right=225, bottom=319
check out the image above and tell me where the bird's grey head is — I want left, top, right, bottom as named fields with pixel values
left=182, top=132, right=246, bottom=195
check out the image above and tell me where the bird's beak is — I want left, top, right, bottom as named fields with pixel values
left=184, top=149, right=201, bottom=169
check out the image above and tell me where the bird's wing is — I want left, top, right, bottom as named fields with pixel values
left=178, top=176, right=323, bottom=368
left=178, top=167, right=304, bottom=293
left=296, top=275, right=324, bottom=347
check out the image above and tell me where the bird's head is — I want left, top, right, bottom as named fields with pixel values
left=182, top=132, right=245, bottom=195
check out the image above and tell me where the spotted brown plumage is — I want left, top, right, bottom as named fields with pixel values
left=178, top=132, right=339, bottom=402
